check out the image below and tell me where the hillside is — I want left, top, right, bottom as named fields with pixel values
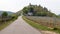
left=0, top=11, right=14, bottom=16
left=22, top=4, right=57, bottom=17
left=16, top=10, right=22, bottom=16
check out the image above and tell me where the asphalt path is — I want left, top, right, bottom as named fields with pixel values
left=0, top=16, right=41, bottom=34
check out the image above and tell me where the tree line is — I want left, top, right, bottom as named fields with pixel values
left=0, top=12, right=18, bottom=25
left=22, top=3, right=57, bottom=17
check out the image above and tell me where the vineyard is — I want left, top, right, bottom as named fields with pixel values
left=26, top=16, right=60, bottom=29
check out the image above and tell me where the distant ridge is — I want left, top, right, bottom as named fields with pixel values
left=0, top=11, right=14, bottom=16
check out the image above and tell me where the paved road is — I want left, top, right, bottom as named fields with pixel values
left=0, top=16, right=41, bottom=34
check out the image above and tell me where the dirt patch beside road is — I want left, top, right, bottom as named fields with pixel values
left=41, top=30, right=59, bottom=34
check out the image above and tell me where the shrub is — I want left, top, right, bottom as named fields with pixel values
left=53, top=27, right=58, bottom=30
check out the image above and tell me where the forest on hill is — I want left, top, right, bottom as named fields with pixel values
left=21, top=3, right=58, bottom=17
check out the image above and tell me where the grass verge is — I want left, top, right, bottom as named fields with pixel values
left=22, top=16, right=60, bottom=34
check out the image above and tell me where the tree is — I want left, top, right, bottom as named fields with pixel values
left=2, top=12, right=8, bottom=17
left=22, top=4, right=57, bottom=17
left=22, top=7, right=29, bottom=15
left=2, top=12, right=8, bottom=22
left=29, top=7, right=34, bottom=13
left=43, top=7, right=48, bottom=12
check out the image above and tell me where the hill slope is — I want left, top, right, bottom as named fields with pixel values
left=0, top=11, right=14, bottom=16
left=16, top=4, right=58, bottom=17
left=22, top=4, right=57, bottom=17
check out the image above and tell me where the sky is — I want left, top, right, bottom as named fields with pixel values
left=0, top=0, right=60, bottom=15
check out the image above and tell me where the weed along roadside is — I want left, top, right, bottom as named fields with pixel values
left=0, top=15, right=18, bottom=31
left=22, top=16, right=59, bottom=34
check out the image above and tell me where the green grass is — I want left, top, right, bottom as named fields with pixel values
left=0, top=21, right=12, bottom=31
left=22, top=16, right=60, bottom=34
left=22, top=16, right=52, bottom=30
left=0, top=17, right=17, bottom=31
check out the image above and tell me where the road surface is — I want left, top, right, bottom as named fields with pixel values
left=0, top=16, right=41, bottom=34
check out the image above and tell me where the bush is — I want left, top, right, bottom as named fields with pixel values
left=53, top=28, right=58, bottom=30
left=11, top=14, right=18, bottom=19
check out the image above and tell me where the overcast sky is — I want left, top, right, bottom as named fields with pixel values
left=0, top=0, right=60, bottom=15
